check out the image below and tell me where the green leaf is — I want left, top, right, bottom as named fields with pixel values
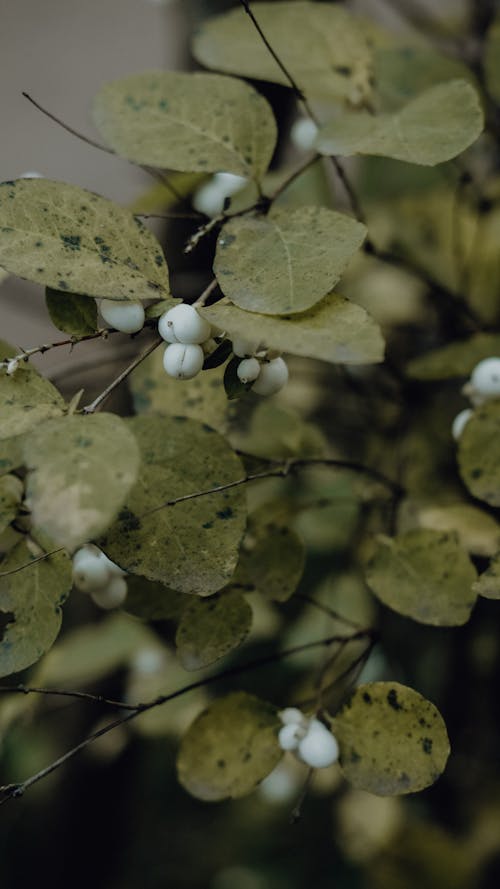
left=100, top=416, right=247, bottom=596
left=406, top=333, right=500, bottom=380
left=0, top=475, right=23, bottom=535
left=214, top=208, right=366, bottom=315
left=45, top=288, right=98, bottom=336
left=316, top=81, right=484, bottom=166
left=35, top=612, right=157, bottom=686
left=0, top=542, right=72, bottom=677
left=458, top=401, right=500, bottom=507
left=472, top=551, right=500, bottom=600
left=177, top=691, right=281, bottom=800
left=93, top=72, right=277, bottom=181
left=0, top=341, right=66, bottom=440
left=201, top=292, right=384, bottom=365
left=223, top=355, right=253, bottom=400
left=373, top=44, right=475, bottom=112
left=402, top=502, right=500, bottom=557
left=144, top=297, right=180, bottom=320
left=23, top=413, right=141, bottom=552
left=365, top=529, right=477, bottom=626
left=236, top=505, right=305, bottom=602
left=176, top=590, right=252, bottom=670
left=125, top=574, right=187, bottom=621
left=485, top=15, right=500, bottom=104
left=231, top=402, right=327, bottom=460
left=0, top=179, right=170, bottom=300
left=332, top=682, right=450, bottom=796
left=0, top=436, right=23, bottom=477
left=129, top=350, right=234, bottom=435
left=192, top=1, right=374, bottom=104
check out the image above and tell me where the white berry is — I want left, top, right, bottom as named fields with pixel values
left=237, top=357, right=261, bottom=384
left=290, top=117, right=318, bottom=151
left=163, top=342, right=204, bottom=380
left=298, top=718, right=339, bottom=769
left=99, top=552, right=126, bottom=577
left=158, top=311, right=179, bottom=343
left=470, top=357, right=500, bottom=398
left=72, top=545, right=110, bottom=592
left=278, top=722, right=307, bottom=752
left=161, top=304, right=211, bottom=345
left=279, top=707, right=306, bottom=726
left=452, top=408, right=473, bottom=440
left=91, top=576, right=128, bottom=610
left=192, top=172, right=248, bottom=218
left=99, top=299, right=145, bottom=334
left=232, top=337, right=259, bottom=358
left=251, top=357, right=289, bottom=396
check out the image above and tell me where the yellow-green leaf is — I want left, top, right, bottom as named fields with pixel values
left=406, top=333, right=500, bottom=380
left=93, top=72, right=277, bottom=181
left=177, top=691, right=281, bottom=800
left=236, top=505, right=305, bottom=603
left=472, top=551, right=500, bottom=600
left=0, top=475, right=23, bottom=535
left=0, top=339, right=66, bottom=440
left=175, top=590, right=252, bottom=670
left=458, top=400, right=500, bottom=507
left=333, top=682, right=450, bottom=796
left=0, top=179, right=170, bottom=300
left=45, top=288, right=98, bottom=336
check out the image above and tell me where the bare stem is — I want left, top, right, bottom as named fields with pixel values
left=0, top=685, right=135, bottom=710
left=0, top=328, right=117, bottom=370
left=82, top=335, right=163, bottom=414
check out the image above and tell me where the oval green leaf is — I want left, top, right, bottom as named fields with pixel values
left=473, top=550, right=500, bottom=600
left=0, top=542, right=72, bottom=677
left=177, top=691, right=281, bottom=801
left=23, top=413, right=141, bottom=552
left=192, top=1, right=373, bottom=104
left=93, top=71, right=277, bottom=181
left=99, top=416, right=247, bottom=596
left=214, top=208, right=366, bottom=315
left=333, top=682, right=450, bottom=795
left=365, top=529, right=477, bottom=626
left=125, top=574, right=187, bottom=622
left=176, top=590, right=252, bottom=670
left=316, top=81, right=484, bottom=165
left=0, top=475, right=23, bottom=535
left=0, top=179, right=170, bottom=300
left=45, top=288, right=98, bottom=336
left=0, top=340, right=66, bottom=440
left=236, top=506, right=305, bottom=602
left=201, top=291, right=384, bottom=365
left=458, top=400, right=500, bottom=506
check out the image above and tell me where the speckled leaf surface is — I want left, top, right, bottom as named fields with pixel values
left=0, top=542, right=72, bottom=677
left=0, top=179, right=170, bottom=300
left=23, top=413, right=140, bottom=553
left=201, top=292, right=383, bottom=364
left=0, top=340, right=65, bottom=440
left=100, top=416, right=247, bottom=596
left=333, top=682, right=450, bottom=795
left=316, top=81, right=483, bottom=165
left=93, top=71, right=277, bottom=181
left=0, top=475, right=23, bottom=535
left=458, top=400, right=500, bottom=507
left=236, top=506, right=305, bottom=603
left=177, top=692, right=281, bottom=800
left=365, top=529, right=477, bottom=626
left=175, top=590, right=252, bottom=670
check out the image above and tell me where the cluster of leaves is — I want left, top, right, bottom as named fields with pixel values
left=1, top=0, right=500, bottom=810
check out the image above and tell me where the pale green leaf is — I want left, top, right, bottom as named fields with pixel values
left=0, top=542, right=72, bottom=677
left=365, top=529, right=477, bottom=626
left=485, top=16, right=500, bottom=104
left=144, top=297, right=180, bottom=320
left=45, top=287, right=98, bottom=336
left=99, top=416, right=247, bottom=596
left=373, top=44, right=475, bottom=112
left=175, top=590, right=252, bottom=670
left=401, top=501, right=500, bottom=557
left=192, top=1, right=374, bottom=104
left=0, top=475, right=23, bottom=535
left=0, top=340, right=66, bottom=440
left=177, top=691, right=281, bottom=800
left=0, top=436, right=23, bottom=477
left=35, top=612, right=157, bottom=686
left=201, top=292, right=384, bottom=365
left=129, top=350, right=234, bottom=434
left=472, top=551, right=500, bottom=600
left=406, top=333, right=500, bottom=380
left=0, top=179, right=170, bottom=300
left=332, top=682, right=450, bottom=795
left=93, top=72, right=277, bottom=181
left=316, top=81, right=484, bottom=165
left=230, top=402, right=327, bottom=460
left=236, top=505, right=305, bottom=602
left=125, top=574, right=187, bottom=622
left=214, top=208, right=366, bottom=315
left=23, top=413, right=141, bottom=552
left=458, top=401, right=500, bottom=506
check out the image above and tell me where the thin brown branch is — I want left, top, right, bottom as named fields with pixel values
left=82, top=335, right=163, bottom=414
left=0, top=548, right=65, bottom=578
left=0, top=328, right=117, bottom=370
left=0, top=685, right=135, bottom=710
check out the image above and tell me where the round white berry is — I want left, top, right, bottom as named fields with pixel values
left=99, top=551, right=126, bottom=578
left=163, top=342, right=204, bottom=380
left=470, top=357, right=500, bottom=398
left=99, top=299, right=145, bottom=334
left=192, top=172, right=248, bottom=218
left=91, top=576, right=128, bottom=610
left=158, top=311, right=179, bottom=343
left=279, top=707, right=306, bottom=726
left=297, top=718, right=339, bottom=769
left=278, top=722, right=307, bottom=752
left=452, top=408, right=473, bottom=440
left=161, top=304, right=211, bottom=345
left=251, top=357, right=289, bottom=396
left=290, top=117, right=318, bottom=151
left=72, top=546, right=110, bottom=592
left=237, top=357, right=261, bottom=384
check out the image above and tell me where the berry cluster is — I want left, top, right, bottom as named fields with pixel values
left=278, top=707, right=339, bottom=769
left=452, top=357, right=500, bottom=439
left=233, top=337, right=289, bottom=396
left=72, top=544, right=127, bottom=609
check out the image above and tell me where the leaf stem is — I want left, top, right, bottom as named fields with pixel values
left=82, top=335, right=164, bottom=414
